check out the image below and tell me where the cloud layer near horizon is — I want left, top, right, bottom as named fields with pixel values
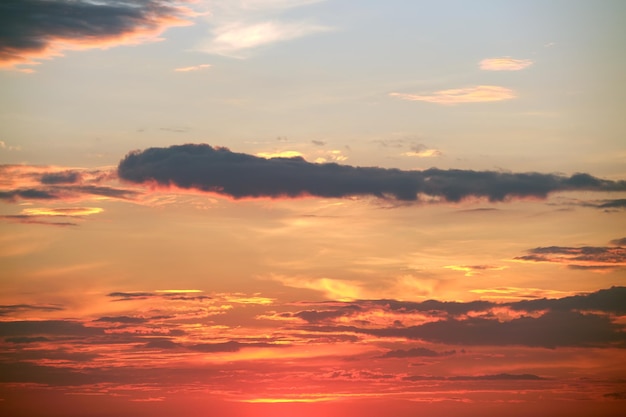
left=117, top=144, right=626, bottom=202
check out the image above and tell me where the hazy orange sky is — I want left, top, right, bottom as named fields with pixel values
left=1, top=1, right=625, bottom=416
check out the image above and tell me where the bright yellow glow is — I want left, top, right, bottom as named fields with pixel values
left=256, top=151, right=304, bottom=159
left=22, top=207, right=104, bottom=216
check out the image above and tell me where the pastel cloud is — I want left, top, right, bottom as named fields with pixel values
left=479, top=57, right=533, bottom=71
left=0, top=0, right=195, bottom=70
left=390, top=85, right=516, bottom=105
left=174, top=64, right=212, bottom=72
left=201, top=21, right=330, bottom=57
left=117, top=144, right=626, bottom=203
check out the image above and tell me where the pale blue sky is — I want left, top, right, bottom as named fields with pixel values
left=1, top=0, right=625, bottom=176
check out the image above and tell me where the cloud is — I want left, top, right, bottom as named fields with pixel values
left=515, top=241, right=626, bottom=270
left=117, top=144, right=626, bottom=203
left=0, top=0, right=196, bottom=70
left=390, top=85, right=516, bottom=105
left=0, top=304, right=64, bottom=316
left=0, top=165, right=139, bottom=206
left=479, top=57, right=533, bottom=71
left=318, top=310, right=626, bottom=348
left=402, top=144, right=442, bottom=158
left=598, top=199, right=626, bottom=209
left=444, top=265, right=507, bottom=277
left=107, top=291, right=211, bottom=302
left=196, top=0, right=330, bottom=58
left=200, top=21, right=330, bottom=57
left=404, top=373, right=546, bottom=382
left=379, top=347, right=456, bottom=359
left=174, top=64, right=212, bottom=72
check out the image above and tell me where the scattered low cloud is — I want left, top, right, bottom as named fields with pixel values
left=390, top=85, right=516, bottom=105
left=479, top=57, right=533, bottom=71
left=0, top=0, right=196, bottom=71
left=515, top=239, right=626, bottom=270
left=174, top=64, right=212, bottom=72
left=117, top=144, right=626, bottom=203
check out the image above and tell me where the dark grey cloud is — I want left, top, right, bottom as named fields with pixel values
left=598, top=199, right=626, bottom=209
left=294, top=287, right=626, bottom=348
left=0, top=0, right=192, bottom=67
left=0, top=320, right=103, bottom=338
left=40, top=171, right=82, bottom=184
left=515, top=244, right=626, bottom=270
left=5, top=336, right=50, bottom=344
left=93, top=316, right=148, bottom=324
left=0, top=215, right=79, bottom=226
left=311, top=140, right=326, bottom=146
left=0, top=304, right=64, bottom=316
left=118, top=144, right=626, bottom=202
left=379, top=347, right=456, bottom=358
left=404, top=373, right=546, bottom=381
left=509, top=286, right=626, bottom=314
left=0, top=189, right=57, bottom=201
left=309, top=310, right=626, bottom=348
left=107, top=291, right=211, bottom=302
left=611, top=237, right=626, bottom=246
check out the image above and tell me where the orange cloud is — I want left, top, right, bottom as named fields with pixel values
left=390, top=85, right=516, bottom=105
left=256, top=150, right=304, bottom=159
left=480, top=57, right=533, bottom=71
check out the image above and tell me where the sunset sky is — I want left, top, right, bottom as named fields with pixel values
left=1, top=1, right=626, bottom=416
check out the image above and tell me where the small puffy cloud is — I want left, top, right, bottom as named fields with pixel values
left=402, top=144, right=442, bottom=158
left=390, top=85, right=516, bottom=105
left=479, top=57, right=533, bottom=71
left=174, top=64, right=212, bottom=72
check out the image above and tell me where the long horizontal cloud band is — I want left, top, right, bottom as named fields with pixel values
left=118, top=144, right=626, bottom=202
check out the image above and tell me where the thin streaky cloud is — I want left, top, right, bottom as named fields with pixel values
left=174, top=64, right=212, bottom=72
left=390, top=85, right=516, bottom=105
left=480, top=57, right=533, bottom=71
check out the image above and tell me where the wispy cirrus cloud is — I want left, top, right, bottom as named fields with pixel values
left=197, top=0, right=331, bottom=58
left=0, top=0, right=197, bottom=71
left=390, top=85, right=516, bottom=105
left=479, top=57, right=533, bottom=71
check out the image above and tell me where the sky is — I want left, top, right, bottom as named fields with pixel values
left=1, top=1, right=626, bottom=416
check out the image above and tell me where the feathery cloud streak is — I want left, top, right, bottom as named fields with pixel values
left=480, top=57, right=533, bottom=71
left=390, top=85, right=516, bottom=104
left=117, top=144, right=626, bottom=202
left=0, top=0, right=195, bottom=70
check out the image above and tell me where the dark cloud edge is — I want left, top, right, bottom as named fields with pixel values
left=117, top=144, right=626, bottom=203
